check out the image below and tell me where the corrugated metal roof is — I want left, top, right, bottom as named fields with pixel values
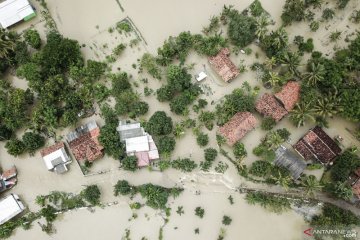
left=275, top=146, right=306, bottom=180
left=0, top=0, right=35, bottom=28
left=0, top=194, right=25, bottom=225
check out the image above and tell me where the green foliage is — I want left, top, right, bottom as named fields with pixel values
left=249, top=0, right=265, bottom=17
left=322, top=8, right=335, bottom=20
left=233, top=142, right=247, bottom=159
left=158, top=135, right=176, bottom=154
left=114, top=180, right=133, bottom=196
left=281, top=0, right=306, bottom=26
left=228, top=11, right=257, bottom=47
left=5, top=138, right=26, bottom=156
left=121, top=156, right=138, bottom=172
left=245, top=192, right=291, bottom=213
left=249, top=160, right=272, bottom=177
left=201, top=148, right=218, bottom=171
left=112, top=43, right=126, bottom=56
left=325, top=182, right=354, bottom=201
left=336, top=0, right=350, bottom=9
left=40, top=205, right=57, bottom=222
left=309, top=21, right=320, bottom=32
left=116, top=21, right=132, bottom=33
left=0, top=125, right=13, bottom=141
left=24, top=29, right=41, bottom=49
left=261, top=117, right=276, bottom=130
left=195, top=207, right=205, bottom=218
left=215, top=161, right=229, bottom=173
left=22, top=132, right=45, bottom=153
left=196, top=132, right=209, bottom=147
left=260, top=28, right=289, bottom=58
left=146, top=111, right=173, bottom=135
left=81, top=185, right=101, bottom=205
left=171, top=158, right=197, bottom=172
left=198, top=111, right=215, bottom=130
left=140, top=53, right=162, bottom=80
left=222, top=215, right=232, bottom=225
left=193, top=34, right=227, bottom=56
left=331, top=150, right=360, bottom=182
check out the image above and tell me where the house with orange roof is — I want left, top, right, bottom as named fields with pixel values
left=255, top=93, right=288, bottom=122
left=274, top=81, right=301, bottom=111
left=208, top=48, right=240, bottom=82
left=218, top=112, right=257, bottom=146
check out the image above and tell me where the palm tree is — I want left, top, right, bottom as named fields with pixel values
left=273, top=27, right=288, bottom=49
left=289, top=102, right=315, bottom=127
left=255, top=15, right=269, bottom=40
left=281, top=51, right=301, bottom=77
left=265, top=131, right=284, bottom=150
left=0, top=29, right=18, bottom=59
left=264, top=57, right=277, bottom=70
left=267, top=71, right=282, bottom=87
left=302, top=62, right=325, bottom=86
left=313, top=89, right=343, bottom=118
left=272, top=171, right=292, bottom=191
left=301, top=175, right=323, bottom=197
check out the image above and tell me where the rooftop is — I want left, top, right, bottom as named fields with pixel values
left=274, top=146, right=307, bottom=180
left=0, top=0, right=35, bottom=28
left=218, top=112, right=257, bottom=146
left=274, top=81, right=301, bottom=111
left=41, top=142, right=70, bottom=173
left=255, top=93, right=288, bottom=122
left=208, top=48, right=240, bottom=82
left=293, top=126, right=342, bottom=164
left=0, top=194, right=25, bottom=225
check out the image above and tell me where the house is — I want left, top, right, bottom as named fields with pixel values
left=350, top=168, right=360, bottom=200
left=40, top=142, right=71, bottom=174
left=208, top=48, right=240, bottom=82
left=196, top=71, right=207, bottom=82
left=0, top=0, right=36, bottom=28
left=66, top=120, right=104, bottom=162
left=274, top=81, right=301, bottom=111
left=255, top=93, right=288, bottom=122
left=274, top=145, right=307, bottom=180
left=0, top=166, right=17, bottom=193
left=117, top=121, right=159, bottom=167
left=0, top=194, right=25, bottom=225
left=218, top=112, right=257, bottom=146
left=293, top=126, right=342, bottom=164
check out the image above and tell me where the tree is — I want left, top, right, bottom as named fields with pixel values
left=261, top=27, right=289, bottom=58
left=302, top=62, right=325, bottom=86
left=301, top=175, right=323, bottom=196
left=146, top=111, right=173, bottom=136
left=327, top=182, right=353, bottom=200
left=322, top=8, right=335, bottom=21
left=0, top=125, right=13, bottom=141
left=261, top=117, right=276, bottom=130
left=121, top=156, right=138, bottom=172
left=204, top=148, right=218, bottom=162
left=266, top=71, right=282, bottom=87
left=81, top=185, right=101, bottom=205
left=313, top=95, right=342, bottom=118
left=233, top=142, right=247, bottom=159
left=0, top=29, right=18, bottom=59
left=265, top=131, right=284, bottom=150
left=331, top=150, right=360, bottom=182
left=196, top=133, right=209, bottom=147
left=24, top=29, right=41, bottom=49
left=281, top=0, right=306, bottom=26
left=22, top=132, right=45, bottom=153
left=289, top=102, right=315, bottom=127
left=5, top=139, right=26, bottom=156
left=140, top=53, right=162, bottom=79
left=158, top=136, right=176, bottom=154
left=195, top=207, right=205, bottom=218
left=249, top=160, right=272, bottom=177
left=171, top=158, right=197, bottom=172
left=228, top=12, right=257, bottom=47
left=280, top=51, right=301, bottom=77
left=222, top=216, right=232, bottom=225
left=311, top=204, right=360, bottom=228
left=114, top=180, right=133, bottom=196
left=271, top=170, right=292, bottom=190
left=111, top=72, right=131, bottom=97
left=40, top=205, right=57, bottom=222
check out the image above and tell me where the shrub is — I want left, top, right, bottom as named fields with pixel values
left=249, top=160, right=272, bottom=177
left=121, top=156, right=138, bottom=172
left=0, top=125, right=13, bottom=141
left=171, top=158, right=197, bottom=172
left=5, top=139, right=26, bottom=156
left=113, top=43, right=126, bottom=56
left=114, top=180, right=133, bottom=196
left=196, top=132, right=209, bottom=147
left=204, top=148, right=218, bottom=162
left=233, top=142, right=247, bottom=159
left=195, top=207, right=205, bottom=218
left=158, top=136, right=176, bottom=154
left=22, top=132, right=45, bottom=153
left=146, top=111, right=173, bottom=135
left=24, top=29, right=41, bottom=49
left=222, top=216, right=232, bottom=225
left=261, top=117, right=276, bottom=130
left=81, top=185, right=101, bottom=205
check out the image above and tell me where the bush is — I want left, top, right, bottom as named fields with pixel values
left=331, top=150, right=360, bottom=182
left=281, top=0, right=306, bottom=26
left=40, top=205, right=57, bottom=222
left=228, top=12, right=257, bottom=47
left=222, top=215, right=232, bottom=225
left=5, top=139, right=26, bottom=156
left=158, top=136, right=176, bottom=154
left=171, top=158, right=197, bottom=172
left=204, top=148, right=218, bottom=162
left=0, top=125, right=13, bottom=141
left=195, top=207, right=205, bottom=218
left=24, top=29, right=41, bottom=49
left=261, top=117, right=276, bottom=130
left=233, top=142, right=247, bottom=159
left=121, top=156, right=138, bottom=172
left=249, top=160, right=273, bottom=177
left=196, top=132, right=209, bottom=147
left=146, top=111, right=173, bottom=136
left=81, top=185, right=101, bottom=205
left=245, top=192, right=291, bottom=213
left=22, top=132, right=45, bottom=153
left=114, top=180, right=133, bottom=196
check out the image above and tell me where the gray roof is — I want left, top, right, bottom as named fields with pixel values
left=117, top=121, right=145, bottom=142
left=275, top=145, right=307, bottom=180
left=66, top=120, right=98, bottom=142
left=54, top=164, right=68, bottom=174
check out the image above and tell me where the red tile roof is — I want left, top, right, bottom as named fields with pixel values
left=255, top=93, right=288, bottom=122
left=208, top=48, right=240, bottom=82
left=40, top=142, right=65, bottom=157
left=293, top=126, right=341, bottom=164
left=275, top=81, right=301, bottom=111
left=219, top=112, right=257, bottom=146
left=68, top=127, right=104, bottom=162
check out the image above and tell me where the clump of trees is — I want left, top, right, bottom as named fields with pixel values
left=195, top=207, right=205, bottom=218
left=281, top=0, right=306, bottom=26
left=226, top=9, right=257, bottom=47
left=196, top=132, right=209, bottom=147
left=245, top=192, right=291, bottom=213
left=113, top=180, right=183, bottom=209
left=81, top=185, right=101, bottom=205
left=146, top=111, right=173, bottom=135
left=170, top=158, right=198, bottom=172
left=201, top=148, right=218, bottom=171
left=261, top=117, right=276, bottom=130
left=121, top=156, right=138, bottom=172
left=5, top=132, right=45, bottom=156
left=24, top=29, right=41, bottom=49
left=157, top=136, right=176, bottom=154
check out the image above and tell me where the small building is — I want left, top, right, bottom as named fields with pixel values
left=293, top=126, right=342, bottom=165
left=274, top=145, right=307, bottom=180
left=218, top=112, right=257, bottom=146
left=255, top=93, right=288, bottom=122
left=40, top=142, right=71, bottom=174
left=208, top=48, right=240, bottom=82
left=0, top=166, right=17, bottom=193
left=0, top=194, right=25, bottom=225
left=117, top=121, right=159, bottom=167
left=196, top=71, right=207, bottom=82
left=274, top=81, right=301, bottom=111
left=0, top=0, right=36, bottom=28
left=66, top=120, right=104, bottom=162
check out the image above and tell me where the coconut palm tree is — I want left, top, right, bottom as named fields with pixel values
left=266, top=71, right=282, bottom=87
left=302, top=62, right=325, bottom=86
left=281, top=51, right=301, bottom=77
left=301, top=175, right=323, bottom=197
left=264, top=56, right=277, bottom=70
left=273, top=27, right=288, bottom=49
left=255, top=15, right=269, bottom=40
left=272, top=171, right=292, bottom=191
left=265, top=131, right=284, bottom=150
left=0, top=29, right=18, bottom=59
left=289, top=102, right=315, bottom=127
left=313, top=88, right=343, bottom=118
